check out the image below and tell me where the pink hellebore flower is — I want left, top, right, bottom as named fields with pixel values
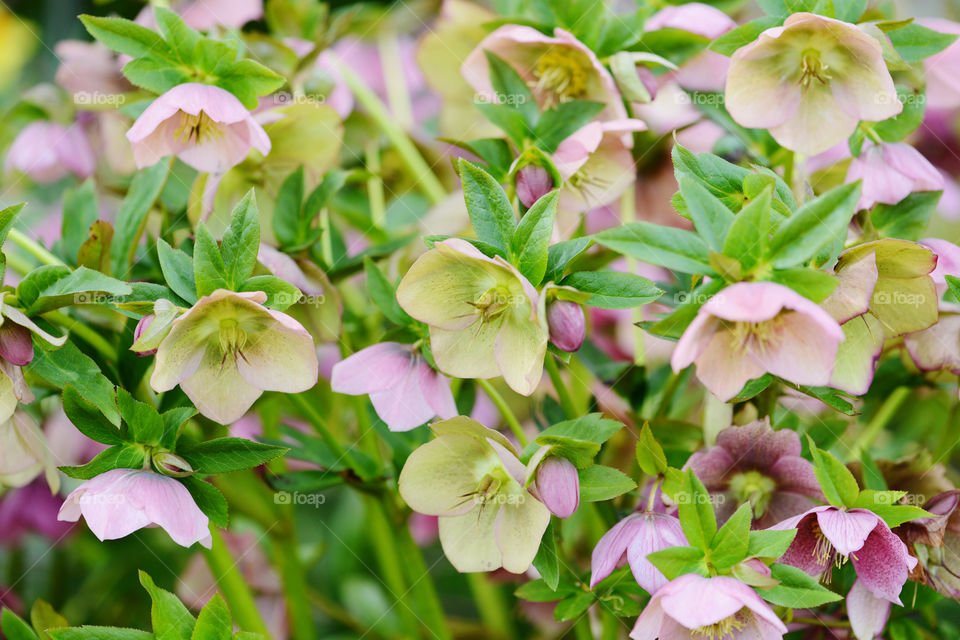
left=629, top=574, right=788, bottom=640
left=590, top=511, right=687, bottom=593
left=847, top=579, right=890, bottom=640
left=54, top=40, right=131, bottom=97
left=462, top=26, right=628, bottom=123
left=917, top=19, right=960, bottom=110
left=150, top=290, right=318, bottom=425
left=5, top=121, right=95, bottom=183
left=136, top=0, right=262, bottom=31
left=330, top=342, right=457, bottom=432
left=58, top=468, right=212, bottom=548
left=126, top=83, right=271, bottom=173
left=534, top=456, right=580, bottom=518
left=772, top=505, right=918, bottom=603
left=0, top=480, right=71, bottom=544
left=644, top=3, right=737, bottom=92
left=725, top=13, right=901, bottom=155
left=846, top=142, right=942, bottom=210
left=671, top=282, right=845, bottom=402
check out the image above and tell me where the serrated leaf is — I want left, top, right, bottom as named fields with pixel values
left=459, top=159, right=516, bottom=250
left=578, top=465, right=637, bottom=501
left=807, top=437, right=860, bottom=507
left=139, top=571, right=196, bottom=640
left=177, top=438, right=288, bottom=473
left=709, top=503, right=752, bottom=570
left=510, top=190, right=558, bottom=286
left=678, top=468, right=717, bottom=551
left=760, top=563, right=842, bottom=608
left=636, top=422, right=667, bottom=476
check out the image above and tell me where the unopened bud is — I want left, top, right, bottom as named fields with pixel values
left=516, top=165, right=553, bottom=208
left=152, top=451, right=195, bottom=478
left=547, top=300, right=585, bottom=352
left=0, top=322, right=34, bottom=366
left=133, top=315, right=157, bottom=356
left=130, top=298, right=178, bottom=356
left=536, top=456, right=580, bottom=518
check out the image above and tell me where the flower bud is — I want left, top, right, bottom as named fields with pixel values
left=535, top=456, right=579, bottom=518
left=132, top=315, right=157, bottom=356
left=515, top=165, right=553, bottom=208
left=131, top=298, right=179, bottom=356
left=547, top=300, right=585, bottom=352
left=0, top=322, right=34, bottom=366
left=152, top=451, right=195, bottom=478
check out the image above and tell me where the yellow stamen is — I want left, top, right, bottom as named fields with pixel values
left=174, top=110, right=223, bottom=144
left=799, top=50, right=832, bottom=88
left=533, top=48, right=589, bottom=106
left=691, top=611, right=748, bottom=640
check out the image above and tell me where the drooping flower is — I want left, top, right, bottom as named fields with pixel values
left=150, top=289, right=318, bottom=425
left=330, top=342, right=458, bottom=431
left=590, top=511, right=687, bottom=593
left=686, top=418, right=823, bottom=528
left=0, top=301, right=67, bottom=422
left=5, top=121, right=95, bottom=183
left=532, top=455, right=580, bottom=518
left=772, top=505, right=918, bottom=603
left=629, top=574, right=787, bottom=640
left=58, top=468, right=212, bottom=548
left=0, top=412, right=58, bottom=492
left=671, top=282, right=845, bottom=402
left=126, top=83, right=271, bottom=173
left=917, top=19, right=960, bottom=110
left=725, top=13, right=901, bottom=155
left=396, top=239, right=548, bottom=396
left=461, top=26, right=628, bottom=123
left=397, top=416, right=550, bottom=573
left=644, top=2, right=737, bottom=92
left=846, top=142, right=943, bottom=210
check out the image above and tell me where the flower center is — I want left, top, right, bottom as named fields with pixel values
left=799, top=50, right=832, bottom=88
left=728, top=470, right=777, bottom=517
left=534, top=49, right=589, bottom=106
left=692, top=611, right=747, bottom=639
left=174, top=111, right=223, bottom=145
left=727, top=314, right=789, bottom=357
left=469, top=287, right=513, bottom=324
left=218, top=318, right=248, bottom=366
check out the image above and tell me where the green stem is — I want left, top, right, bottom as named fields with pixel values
left=476, top=379, right=527, bottom=446
left=619, top=187, right=646, bottom=367
left=573, top=616, right=593, bottom=640
left=544, top=355, right=578, bottom=418
left=7, top=228, right=65, bottom=266
left=202, top=528, right=273, bottom=638
left=652, top=371, right=684, bottom=418
left=289, top=393, right=351, bottom=463
left=272, top=532, right=317, bottom=640
left=396, top=522, right=453, bottom=640
left=365, top=141, right=387, bottom=229
left=365, top=496, right=422, bottom=638
left=43, top=310, right=117, bottom=361
left=849, top=386, right=911, bottom=460
left=466, top=573, right=515, bottom=638
left=333, top=57, right=447, bottom=205
left=378, top=32, right=414, bottom=131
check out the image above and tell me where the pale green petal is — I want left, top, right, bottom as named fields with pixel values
left=822, top=250, right=877, bottom=323
left=438, top=503, right=503, bottom=572
left=2, top=305, right=66, bottom=346
left=430, top=323, right=502, bottom=380
left=495, top=310, right=548, bottom=396
left=0, top=371, right=16, bottom=424
left=398, top=433, right=494, bottom=516
left=179, top=345, right=264, bottom=424
left=236, top=311, right=318, bottom=393
left=494, top=490, right=551, bottom=573
left=770, top=82, right=859, bottom=155
left=430, top=416, right=514, bottom=452
left=830, top=314, right=885, bottom=395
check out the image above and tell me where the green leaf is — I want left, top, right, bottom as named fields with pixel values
left=553, top=592, right=594, bottom=622
left=709, top=503, right=752, bottom=570
left=111, top=161, right=171, bottom=274
left=515, top=579, right=574, bottom=602
left=220, top=190, right=260, bottom=289
left=483, top=51, right=537, bottom=127
left=157, top=239, right=198, bottom=304
left=60, top=444, right=146, bottom=479
left=28, top=341, right=121, bottom=424
left=533, top=101, right=606, bottom=153
left=834, top=0, right=868, bottom=22
left=160, top=406, right=196, bottom=449
left=139, top=571, right=196, bottom=640
left=122, top=58, right=193, bottom=94
left=578, top=465, right=637, bottom=502
left=117, top=388, right=163, bottom=445
left=458, top=159, right=516, bottom=250
left=77, top=221, right=114, bottom=274
left=31, top=598, right=69, bottom=640
left=193, top=223, right=228, bottom=297
left=473, top=101, right=531, bottom=146
left=273, top=167, right=304, bottom=249
left=874, top=86, right=926, bottom=143
left=364, top=258, right=412, bottom=325
left=544, top=237, right=591, bottom=283
left=747, top=529, right=796, bottom=559
left=177, top=438, right=288, bottom=473
left=213, top=60, right=285, bottom=110
left=510, top=191, right=558, bottom=286
left=191, top=594, right=232, bottom=640
left=678, top=468, right=717, bottom=551
left=871, top=191, right=940, bottom=241
left=238, top=276, right=301, bottom=311
left=62, top=385, right=125, bottom=445
left=62, top=181, right=100, bottom=265
left=181, top=477, right=228, bottom=528
left=709, top=17, right=782, bottom=56
left=807, top=436, right=860, bottom=507
left=2, top=608, right=39, bottom=640
left=532, top=518, right=560, bottom=591
left=859, top=451, right=888, bottom=491
left=560, top=271, right=662, bottom=309
left=760, top=563, right=842, bottom=608
left=646, top=546, right=708, bottom=581
left=50, top=628, right=154, bottom=640
left=722, top=186, right=771, bottom=272
left=79, top=14, right=173, bottom=61
left=887, top=23, right=958, bottom=63
left=852, top=491, right=931, bottom=527
left=153, top=7, right=200, bottom=66
left=594, top=222, right=714, bottom=275
left=635, top=422, right=668, bottom=476
left=766, top=268, right=838, bottom=302
left=537, top=414, right=623, bottom=446
left=767, top=182, right=860, bottom=269
left=678, top=176, right=735, bottom=252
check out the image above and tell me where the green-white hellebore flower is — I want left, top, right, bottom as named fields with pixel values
left=151, top=289, right=318, bottom=425
left=0, top=299, right=66, bottom=423
left=398, top=416, right=550, bottom=573
left=724, top=12, right=901, bottom=155
left=395, top=239, right=548, bottom=396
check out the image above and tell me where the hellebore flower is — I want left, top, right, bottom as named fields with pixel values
left=686, top=418, right=823, bottom=528
left=546, top=299, right=585, bottom=352
left=330, top=342, right=458, bottom=431
left=0, top=479, right=72, bottom=544
left=921, top=237, right=960, bottom=299
left=629, top=574, right=788, bottom=640
left=846, top=142, right=943, bottom=210
left=0, top=412, right=58, bottom=491
left=725, top=13, right=901, bottom=155
left=530, top=455, right=580, bottom=518
left=54, top=40, right=130, bottom=98
left=136, top=0, right=262, bottom=31
left=671, top=282, right=844, bottom=402
left=772, top=505, right=917, bottom=603
left=917, top=19, right=960, bottom=110
left=5, top=121, right=95, bottom=183
left=151, top=290, right=318, bottom=425
left=590, top=511, right=687, bottom=593
left=396, top=239, right=548, bottom=396
left=58, top=468, right=212, bottom=548
left=397, top=416, right=550, bottom=573
left=126, top=83, right=271, bottom=173
left=462, top=26, right=628, bottom=123
left=644, top=2, right=737, bottom=92
left=0, top=301, right=67, bottom=422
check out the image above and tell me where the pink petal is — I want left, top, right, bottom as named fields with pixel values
left=847, top=579, right=890, bottom=639
left=331, top=342, right=414, bottom=395
left=850, top=522, right=917, bottom=604
left=816, top=508, right=879, bottom=556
